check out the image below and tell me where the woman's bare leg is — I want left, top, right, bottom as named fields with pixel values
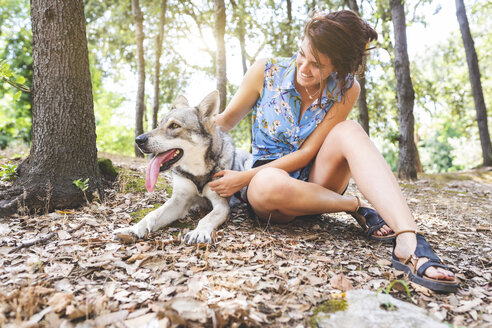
left=309, top=120, right=454, bottom=280
left=247, top=167, right=358, bottom=223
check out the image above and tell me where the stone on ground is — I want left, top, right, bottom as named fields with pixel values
left=313, top=290, right=448, bottom=328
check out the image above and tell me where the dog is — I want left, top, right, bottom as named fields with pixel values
left=114, top=91, right=252, bottom=244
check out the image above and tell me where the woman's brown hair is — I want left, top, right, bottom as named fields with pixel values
left=303, top=10, right=377, bottom=100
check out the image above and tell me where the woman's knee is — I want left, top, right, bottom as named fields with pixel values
left=329, top=120, right=367, bottom=140
left=321, top=120, right=369, bottom=152
left=248, top=167, right=291, bottom=209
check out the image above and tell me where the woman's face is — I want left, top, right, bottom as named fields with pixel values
left=296, top=38, right=335, bottom=89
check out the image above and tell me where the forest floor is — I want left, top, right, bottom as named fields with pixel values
left=0, top=148, right=491, bottom=328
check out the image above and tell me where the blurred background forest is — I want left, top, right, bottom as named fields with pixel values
left=0, top=0, right=490, bottom=174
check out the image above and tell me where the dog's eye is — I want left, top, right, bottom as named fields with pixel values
left=169, top=123, right=180, bottom=130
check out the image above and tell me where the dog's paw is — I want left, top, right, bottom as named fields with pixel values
left=184, top=229, right=212, bottom=244
left=113, top=227, right=143, bottom=243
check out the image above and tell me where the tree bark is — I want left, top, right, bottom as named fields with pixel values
left=132, top=0, right=145, bottom=157
left=0, top=0, right=102, bottom=216
left=152, top=0, right=168, bottom=129
left=455, top=0, right=492, bottom=166
left=345, top=0, right=370, bottom=135
left=230, top=0, right=248, bottom=75
left=214, top=0, right=227, bottom=113
left=390, top=0, right=418, bottom=180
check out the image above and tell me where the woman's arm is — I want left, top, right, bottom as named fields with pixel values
left=215, top=58, right=266, bottom=132
left=209, top=80, right=361, bottom=197
left=264, top=79, right=361, bottom=172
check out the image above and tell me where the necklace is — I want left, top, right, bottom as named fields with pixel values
left=304, top=86, right=319, bottom=100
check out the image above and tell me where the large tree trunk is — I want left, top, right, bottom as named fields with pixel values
left=152, top=0, right=168, bottom=129
left=345, top=0, right=370, bottom=135
left=390, top=0, right=418, bottom=180
left=0, top=0, right=102, bottom=216
left=214, top=0, right=227, bottom=113
left=455, top=0, right=492, bottom=166
left=132, top=0, right=145, bottom=157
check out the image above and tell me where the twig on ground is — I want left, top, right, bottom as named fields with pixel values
left=8, top=223, right=84, bottom=253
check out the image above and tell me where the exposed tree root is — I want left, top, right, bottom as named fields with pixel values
left=0, top=179, right=86, bottom=218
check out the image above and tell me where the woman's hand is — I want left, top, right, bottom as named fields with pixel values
left=208, top=170, right=251, bottom=197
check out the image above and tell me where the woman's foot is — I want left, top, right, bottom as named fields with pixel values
left=394, top=232, right=456, bottom=282
left=348, top=196, right=395, bottom=241
left=359, top=199, right=394, bottom=237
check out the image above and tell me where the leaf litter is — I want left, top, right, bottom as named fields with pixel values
left=0, top=153, right=491, bottom=327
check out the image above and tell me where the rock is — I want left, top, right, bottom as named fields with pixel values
left=312, top=290, right=448, bottom=328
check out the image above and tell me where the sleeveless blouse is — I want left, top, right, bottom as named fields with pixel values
left=251, top=55, right=354, bottom=180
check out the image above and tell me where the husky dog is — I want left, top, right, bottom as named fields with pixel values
left=114, top=91, right=252, bottom=244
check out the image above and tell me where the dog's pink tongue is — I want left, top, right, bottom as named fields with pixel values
left=145, top=151, right=176, bottom=192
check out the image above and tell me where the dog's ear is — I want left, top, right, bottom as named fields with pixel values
left=197, top=90, right=219, bottom=120
left=172, top=95, right=189, bottom=109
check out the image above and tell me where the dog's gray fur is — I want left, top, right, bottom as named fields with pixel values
left=114, top=91, right=252, bottom=244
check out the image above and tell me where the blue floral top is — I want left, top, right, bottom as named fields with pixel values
left=251, top=55, right=354, bottom=180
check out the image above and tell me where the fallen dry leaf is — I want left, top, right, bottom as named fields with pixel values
left=452, top=299, right=482, bottom=313
left=48, top=293, right=73, bottom=313
left=330, top=273, right=354, bottom=291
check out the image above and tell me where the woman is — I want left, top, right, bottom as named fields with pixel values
left=209, top=10, right=458, bottom=293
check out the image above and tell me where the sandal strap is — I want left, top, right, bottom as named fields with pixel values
left=354, top=196, right=360, bottom=213
left=394, top=229, right=416, bottom=237
left=366, top=218, right=386, bottom=236
left=417, top=260, right=450, bottom=277
left=414, top=233, right=441, bottom=262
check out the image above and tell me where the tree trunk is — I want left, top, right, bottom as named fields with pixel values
left=345, top=0, right=370, bottom=135
left=390, top=0, right=418, bottom=180
left=152, top=0, right=168, bottom=129
left=132, top=0, right=145, bottom=157
left=230, top=0, right=248, bottom=75
left=214, top=0, right=227, bottom=113
left=345, top=0, right=359, bottom=12
left=0, top=0, right=102, bottom=216
left=455, top=0, right=492, bottom=166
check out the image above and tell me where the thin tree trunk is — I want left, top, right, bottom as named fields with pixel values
left=286, top=0, right=293, bottom=54
left=152, top=0, right=168, bottom=129
left=230, top=0, right=247, bottom=75
left=1, top=0, right=102, bottom=216
left=345, top=0, right=370, bottom=135
left=358, top=80, right=370, bottom=134
left=214, top=0, right=227, bottom=113
left=132, top=0, right=145, bottom=157
left=455, top=0, right=492, bottom=166
left=239, top=25, right=247, bottom=75
left=390, top=0, right=418, bottom=180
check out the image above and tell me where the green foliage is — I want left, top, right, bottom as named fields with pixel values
left=0, top=0, right=32, bottom=148
left=385, top=279, right=411, bottom=298
left=73, top=178, right=90, bottom=192
left=0, top=161, right=18, bottom=182
left=309, top=296, right=348, bottom=327
left=98, top=158, right=119, bottom=181
left=0, top=59, right=30, bottom=94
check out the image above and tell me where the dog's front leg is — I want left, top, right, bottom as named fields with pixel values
left=184, top=186, right=230, bottom=244
left=114, top=176, right=195, bottom=240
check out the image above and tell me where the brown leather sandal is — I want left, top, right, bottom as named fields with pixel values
left=391, top=230, right=459, bottom=293
left=347, top=196, right=396, bottom=243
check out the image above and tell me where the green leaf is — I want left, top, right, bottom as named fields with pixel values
left=16, top=75, right=26, bottom=84
left=14, top=91, right=22, bottom=101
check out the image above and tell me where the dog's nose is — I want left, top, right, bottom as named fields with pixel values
left=135, top=134, right=148, bottom=147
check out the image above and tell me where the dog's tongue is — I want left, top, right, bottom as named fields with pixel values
left=145, top=150, right=177, bottom=192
